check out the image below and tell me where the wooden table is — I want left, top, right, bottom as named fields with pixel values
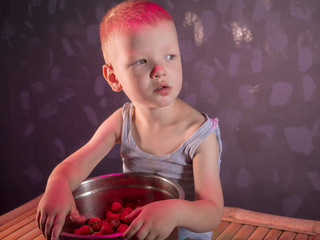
left=1, top=195, right=319, bottom=240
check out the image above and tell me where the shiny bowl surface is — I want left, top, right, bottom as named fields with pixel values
left=60, top=172, right=184, bottom=240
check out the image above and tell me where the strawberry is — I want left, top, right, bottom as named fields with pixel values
left=108, top=219, right=120, bottom=231
left=120, top=207, right=134, bottom=223
left=116, top=223, right=129, bottom=233
left=93, top=231, right=103, bottom=235
left=111, top=201, right=123, bottom=213
left=106, top=210, right=120, bottom=221
left=71, top=199, right=140, bottom=236
left=92, top=221, right=103, bottom=232
left=74, top=225, right=92, bottom=235
left=101, top=221, right=114, bottom=234
left=88, top=217, right=101, bottom=227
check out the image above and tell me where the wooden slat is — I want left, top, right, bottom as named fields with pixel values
left=264, top=229, right=282, bottom=240
left=278, top=231, right=297, bottom=240
left=232, top=225, right=257, bottom=239
left=247, top=227, right=270, bottom=240
left=223, top=207, right=320, bottom=235
left=17, top=227, right=42, bottom=240
left=0, top=208, right=37, bottom=232
left=2, top=220, right=38, bottom=240
left=33, top=234, right=45, bottom=240
left=216, top=222, right=243, bottom=240
left=0, top=212, right=36, bottom=239
left=0, top=195, right=42, bottom=226
left=212, top=220, right=230, bottom=239
left=295, top=234, right=310, bottom=240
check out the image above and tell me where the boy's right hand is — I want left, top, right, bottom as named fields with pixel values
left=36, top=186, right=86, bottom=240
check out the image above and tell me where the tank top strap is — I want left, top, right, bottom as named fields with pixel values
left=184, top=116, right=220, bottom=160
left=121, top=102, right=133, bottom=143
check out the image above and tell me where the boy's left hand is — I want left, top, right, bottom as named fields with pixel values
left=122, top=200, right=179, bottom=240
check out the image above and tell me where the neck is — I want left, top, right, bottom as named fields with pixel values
left=133, top=98, right=182, bottom=129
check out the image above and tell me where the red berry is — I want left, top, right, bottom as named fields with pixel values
left=93, top=231, right=103, bottom=235
left=71, top=199, right=140, bottom=235
left=101, top=221, right=114, bottom=234
left=120, top=207, right=133, bottom=223
left=108, top=219, right=120, bottom=231
left=111, top=201, right=123, bottom=213
left=92, top=221, right=102, bottom=232
left=106, top=210, right=120, bottom=221
left=88, top=217, right=101, bottom=227
left=74, top=225, right=92, bottom=235
left=116, top=223, right=129, bottom=233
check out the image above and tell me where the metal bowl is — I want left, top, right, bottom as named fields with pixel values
left=60, top=172, right=184, bottom=240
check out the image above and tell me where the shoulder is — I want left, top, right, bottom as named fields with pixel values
left=94, top=107, right=124, bottom=144
left=178, top=100, right=207, bottom=132
left=178, top=100, right=220, bottom=139
left=102, top=101, right=134, bottom=128
left=177, top=102, right=220, bottom=156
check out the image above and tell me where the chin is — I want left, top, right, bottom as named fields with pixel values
left=157, top=96, right=179, bottom=108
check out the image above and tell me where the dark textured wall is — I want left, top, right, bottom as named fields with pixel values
left=1, top=0, right=320, bottom=220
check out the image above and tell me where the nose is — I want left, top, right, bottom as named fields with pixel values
left=151, top=65, right=165, bottom=79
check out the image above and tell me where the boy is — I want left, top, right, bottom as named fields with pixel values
left=37, top=1, right=223, bottom=239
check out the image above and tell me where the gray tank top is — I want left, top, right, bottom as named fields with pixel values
left=120, top=102, right=222, bottom=239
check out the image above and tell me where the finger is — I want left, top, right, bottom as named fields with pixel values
left=154, top=236, right=165, bottom=240
left=69, top=207, right=86, bottom=224
left=134, top=224, right=150, bottom=240
left=44, top=215, right=55, bottom=240
left=125, top=207, right=142, bottom=223
left=39, top=213, right=47, bottom=236
left=122, top=219, right=144, bottom=240
left=145, top=231, right=157, bottom=240
left=36, top=210, right=41, bottom=229
left=51, top=213, right=67, bottom=240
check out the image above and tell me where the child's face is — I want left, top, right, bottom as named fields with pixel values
left=106, top=21, right=182, bottom=109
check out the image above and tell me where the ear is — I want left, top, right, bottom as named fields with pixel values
left=102, top=64, right=123, bottom=92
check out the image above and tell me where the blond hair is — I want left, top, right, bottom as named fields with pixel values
left=99, top=0, right=173, bottom=64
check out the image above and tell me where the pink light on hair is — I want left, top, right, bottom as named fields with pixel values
left=99, top=0, right=173, bottom=64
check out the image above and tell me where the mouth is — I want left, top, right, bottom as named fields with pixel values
left=155, top=85, right=169, bottom=91
left=153, top=82, right=171, bottom=96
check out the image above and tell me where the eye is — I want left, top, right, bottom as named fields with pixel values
left=135, top=59, right=147, bottom=65
left=166, top=55, right=175, bottom=60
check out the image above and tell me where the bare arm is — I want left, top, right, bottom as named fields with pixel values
left=37, top=108, right=123, bottom=240
left=178, top=130, right=224, bottom=231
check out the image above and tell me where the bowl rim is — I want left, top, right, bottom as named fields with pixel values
left=81, top=172, right=185, bottom=199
